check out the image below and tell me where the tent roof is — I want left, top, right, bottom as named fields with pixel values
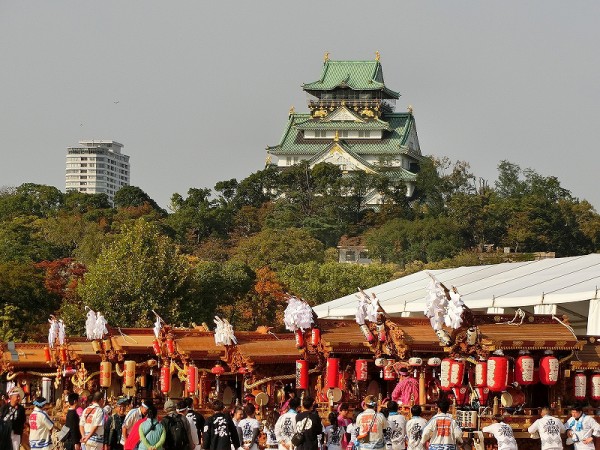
left=313, top=254, right=600, bottom=334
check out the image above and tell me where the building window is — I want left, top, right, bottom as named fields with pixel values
left=340, top=130, right=349, bottom=138
left=286, top=157, right=292, bottom=166
left=358, top=131, right=370, bottom=138
left=359, top=251, right=369, bottom=260
left=345, top=251, right=356, bottom=262
left=315, top=130, right=327, bottom=138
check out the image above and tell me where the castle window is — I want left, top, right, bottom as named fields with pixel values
left=340, top=130, right=349, bottom=138
left=358, top=131, right=371, bottom=138
left=315, top=130, right=327, bottom=138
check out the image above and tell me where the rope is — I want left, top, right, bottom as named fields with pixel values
left=495, top=308, right=525, bottom=326
left=552, top=315, right=578, bottom=340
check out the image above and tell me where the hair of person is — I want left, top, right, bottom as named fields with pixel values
left=245, top=403, right=256, bottom=416
left=92, top=391, right=103, bottom=402
left=177, top=400, right=188, bottom=412
left=410, top=405, right=422, bottom=417
left=339, top=403, right=349, bottom=412
left=233, top=405, right=244, bottom=414
left=380, top=407, right=389, bottom=418
left=265, top=409, right=280, bottom=430
left=146, top=404, right=158, bottom=420
left=184, top=397, right=194, bottom=408
left=212, top=400, right=225, bottom=411
left=437, top=399, right=450, bottom=413
left=328, top=412, right=339, bottom=430
left=571, top=404, right=584, bottom=413
left=302, top=396, right=315, bottom=409
left=288, top=397, right=301, bottom=410
left=493, top=414, right=504, bottom=422
left=68, top=393, right=80, bottom=405
left=387, top=401, right=398, bottom=413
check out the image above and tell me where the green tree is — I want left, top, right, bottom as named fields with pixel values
left=76, top=219, right=192, bottom=328
left=113, top=186, right=164, bottom=213
left=0, top=216, right=64, bottom=263
left=0, top=183, right=63, bottom=220
left=232, top=228, right=324, bottom=270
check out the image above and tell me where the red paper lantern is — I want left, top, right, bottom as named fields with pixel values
left=591, top=373, right=600, bottom=401
left=383, top=360, right=396, bottom=381
left=475, top=386, right=490, bottom=405
left=514, top=354, right=534, bottom=386
left=539, top=355, right=559, bottom=386
left=166, top=338, right=175, bottom=355
left=377, top=323, right=386, bottom=342
left=60, top=347, right=68, bottom=363
left=359, top=324, right=375, bottom=342
left=295, top=330, right=305, bottom=349
left=450, top=360, right=465, bottom=387
left=355, top=359, right=368, bottom=381
left=152, top=339, right=161, bottom=355
left=124, top=360, right=136, bottom=388
left=296, top=359, right=309, bottom=389
left=99, top=361, right=112, bottom=388
left=453, top=385, right=469, bottom=405
left=311, top=328, right=321, bottom=346
left=574, top=372, right=587, bottom=400
left=475, top=360, right=487, bottom=387
left=187, top=365, right=198, bottom=394
left=44, top=347, right=51, bottom=363
left=160, top=366, right=171, bottom=394
left=211, top=363, right=225, bottom=376
left=440, top=358, right=453, bottom=391
left=326, top=358, right=340, bottom=388
left=487, top=356, right=509, bottom=392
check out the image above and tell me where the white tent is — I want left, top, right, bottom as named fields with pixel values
left=313, top=253, right=600, bottom=335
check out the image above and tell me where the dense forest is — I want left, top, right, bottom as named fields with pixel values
left=1, top=157, right=599, bottom=341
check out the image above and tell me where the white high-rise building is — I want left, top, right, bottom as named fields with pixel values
left=65, top=140, right=130, bottom=204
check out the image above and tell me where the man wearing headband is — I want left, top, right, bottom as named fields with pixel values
left=29, top=396, right=58, bottom=450
left=79, top=392, right=106, bottom=449
left=121, top=399, right=149, bottom=446
left=420, top=400, right=463, bottom=450
left=565, top=404, right=600, bottom=450
left=0, top=388, right=26, bottom=450
left=355, top=395, right=388, bottom=450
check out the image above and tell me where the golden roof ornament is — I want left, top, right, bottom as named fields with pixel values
left=265, top=153, right=272, bottom=166
left=407, top=105, right=413, bottom=114
left=375, top=51, right=380, bottom=61
left=334, top=130, right=339, bottom=142
left=324, top=52, right=330, bottom=63
left=289, top=106, right=295, bottom=117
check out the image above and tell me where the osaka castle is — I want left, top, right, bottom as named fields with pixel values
left=266, top=52, right=422, bottom=204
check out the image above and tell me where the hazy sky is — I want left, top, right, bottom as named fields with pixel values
left=2, top=1, right=599, bottom=209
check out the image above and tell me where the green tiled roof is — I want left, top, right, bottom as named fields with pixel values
left=381, top=168, right=418, bottom=182
left=295, top=117, right=392, bottom=132
left=307, top=142, right=376, bottom=170
left=267, top=112, right=419, bottom=157
left=302, top=60, right=400, bottom=99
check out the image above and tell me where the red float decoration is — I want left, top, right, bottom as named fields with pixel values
left=591, top=372, right=600, bottom=401
left=211, top=363, right=225, bottom=376
left=515, top=354, right=535, bottom=386
left=326, top=358, right=340, bottom=388
left=60, top=347, right=68, bottom=363
left=475, top=360, right=487, bottom=387
left=166, top=337, right=175, bottom=355
left=453, top=385, right=469, bottom=405
left=355, top=359, right=368, bottom=381
left=450, top=359, right=465, bottom=387
left=152, top=339, right=161, bottom=356
left=338, top=371, right=345, bottom=390
left=187, top=365, right=198, bottom=394
left=44, top=347, right=51, bottom=363
left=440, top=358, right=453, bottom=391
left=475, top=386, right=490, bottom=405
left=383, top=360, right=396, bottom=381
left=487, top=356, right=509, bottom=392
left=311, top=328, right=320, bottom=346
left=295, top=330, right=305, bottom=349
left=296, top=359, right=309, bottom=389
left=574, top=372, right=587, bottom=400
left=377, top=323, right=386, bottom=342
left=539, top=355, right=559, bottom=386
left=160, top=366, right=171, bottom=394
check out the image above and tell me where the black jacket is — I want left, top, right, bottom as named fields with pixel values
left=0, top=403, right=26, bottom=435
left=202, top=412, right=240, bottom=450
left=295, top=411, right=323, bottom=450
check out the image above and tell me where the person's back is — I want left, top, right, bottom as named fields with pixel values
left=385, top=401, right=406, bottom=450
left=162, top=411, right=189, bottom=450
left=420, top=400, right=462, bottom=450
left=325, top=412, right=344, bottom=450
left=356, top=396, right=388, bottom=450
left=139, top=405, right=166, bottom=450
left=406, top=406, right=427, bottom=450
left=528, top=407, right=565, bottom=450
left=274, top=397, right=299, bottom=450
left=202, top=401, right=240, bottom=450
left=184, top=397, right=204, bottom=450
left=294, top=396, right=323, bottom=450
left=482, top=416, right=517, bottom=450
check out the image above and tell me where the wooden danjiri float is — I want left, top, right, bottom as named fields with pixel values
left=1, top=282, right=600, bottom=450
